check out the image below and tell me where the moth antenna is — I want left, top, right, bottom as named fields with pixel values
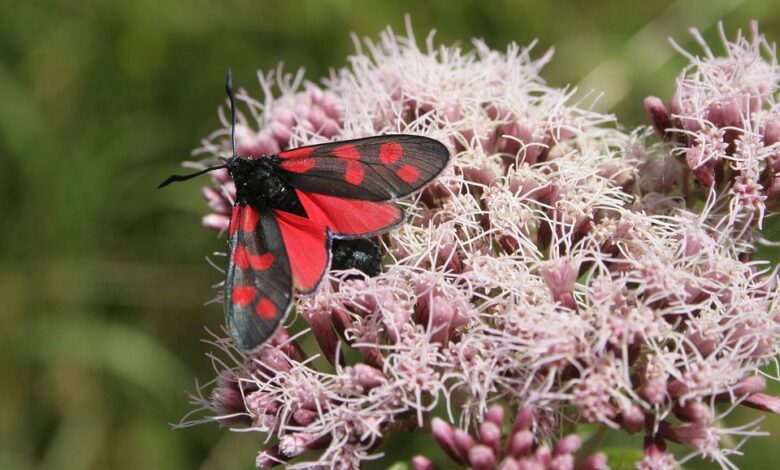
left=159, top=71, right=238, bottom=190
left=157, top=164, right=228, bottom=189
left=226, top=68, right=237, bottom=158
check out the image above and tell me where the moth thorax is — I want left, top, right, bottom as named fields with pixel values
left=228, top=156, right=299, bottom=211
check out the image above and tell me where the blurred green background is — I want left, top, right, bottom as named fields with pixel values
left=2, top=0, right=780, bottom=468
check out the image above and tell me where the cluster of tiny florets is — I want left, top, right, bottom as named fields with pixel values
left=181, top=19, right=780, bottom=469
left=644, top=21, right=780, bottom=227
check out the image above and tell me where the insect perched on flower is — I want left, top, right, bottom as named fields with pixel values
left=160, top=70, right=450, bottom=350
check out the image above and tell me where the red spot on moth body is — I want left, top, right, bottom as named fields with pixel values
left=333, top=144, right=360, bottom=161
left=379, top=142, right=403, bottom=165
left=255, top=297, right=277, bottom=319
left=345, top=161, right=365, bottom=185
left=233, top=245, right=275, bottom=271
left=232, top=285, right=256, bottom=307
left=396, top=164, right=420, bottom=183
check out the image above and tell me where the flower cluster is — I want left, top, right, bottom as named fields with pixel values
left=644, top=22, right=780, bottom=226
left=181, top=19, right=780, bottom=469
left=415, top=405, right=608, bottom=470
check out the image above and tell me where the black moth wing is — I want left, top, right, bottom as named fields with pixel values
left=275, top=134, right=450, bottom=201
left=224, top=205, right=292, bottom=350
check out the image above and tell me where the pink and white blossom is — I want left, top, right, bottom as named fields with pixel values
left=177, top=19, right=780, bottom=469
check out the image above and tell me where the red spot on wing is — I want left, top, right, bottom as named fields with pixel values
left=255, top=297, right=277, bottom=319
left=275, top=210, right=329, bottom=294
left=241, top=206, right=260, bottom=233
left=379, top=142, right=403, bottom=165
left=249, top=252, right=274, bottom=270
left=280, top=157, right=315, bottom=174
left=232, top=285, right=256, bottom=307
left=345, top=161, right=365, bottom=185
left=296, top=190, right=403, bottom=236
left=396, top=164, right=420, bottom=184
left=279, top=146, right=317, bottom=173
left=333, top=144, right=360, bottom=161
left=279, top=147, right=315, bottom=159
left=233, top=245, right=275, bottom=271
left=228, top=205, right=240, bottom=237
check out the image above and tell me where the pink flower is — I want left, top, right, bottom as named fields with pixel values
left=177, top=18, right=780, bottom=469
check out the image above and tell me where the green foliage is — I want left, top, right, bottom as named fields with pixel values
left=2, top=0, right=778, bottom=468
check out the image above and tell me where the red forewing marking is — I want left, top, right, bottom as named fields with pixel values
left=345, top=160, right=365, bottom=185
left=232, top=285, right=256, bottom=307
left=241, top=207, right=260, bottom=233
left=396, top=164, right=420, bottom=184
left=255, top=297, right=277, bottom=319
left=333, top=144, right=360, bottom=161
left=280, top=157, right=315, bottom=174
left=379, top=142, right=403, bottom=165
left=228, top=206, right=241, bottom=237
left=233, top=244, right=275, bottom=271
left=279, top=147, right=315, bottom=159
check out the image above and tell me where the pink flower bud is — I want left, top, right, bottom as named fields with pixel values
left=548, top=454, right=575, bottom=470
left=201, top=186, right=231, bottom=214
left=485, top=405, right=505, bottom=428
left=640, top=378, right=667, bottom=405
left=576, top=452, right=608, bottom=470
left=499, top=457, right=521, bottom=470
left=673, top=400, right=711, bottom=424
left=762, top=120, right=780, bottom=146
left=644, top=96, right=672, bottom=140
left=412, top=456, right=441, bottom=470
left=279, top=432, right=319, bottom=458
left=239, top=129, right=280, bottom=156
left=534, top=445, right=552, bottom=465
left=517, top=459, right=545, bottom=470
left=212, top=371, right=250, bottom=424
left=266, top=327, right=305, bottom=361
left=202, top=213, right=230, bottom=231
left=507, top=430, right=535, bottom=458
left=732, top=375, right=766, bottom=396
left=292, top=409, right=317, bottom=426
left=706, top=95, right=744, bottom=128
left=553, top=434, right=581, bottom=455
left=540, top=259, right=580, bottom=310
left=245, top=391, right=279, bottom=416
left=479, top=421, right=502, bottom=458
left=744, top=392, right=780, bottom=415
left=685, top=146, right=716, bottom=187
left=511, top=407, right=534, bottom=434
left=256, top=446, right=282, bottom=468
left=347, top=363, right=386, bottom=389
left=302, top=304, right=340, bottom=365
left=271, top=121, right=293, bottom=144
left=431, top=418, right=464, bottom=464
left=658, top=421, right=713, bottom=450
left=454, top=428, right=477, bottom=456
left=468, top=444, right=497, bottom=470
left=619, top=405, right=645, bottom=434
left=210, top=167, right=232, bottom=184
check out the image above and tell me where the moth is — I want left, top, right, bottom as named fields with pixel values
left=160, top=71, right=450, bottom=350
